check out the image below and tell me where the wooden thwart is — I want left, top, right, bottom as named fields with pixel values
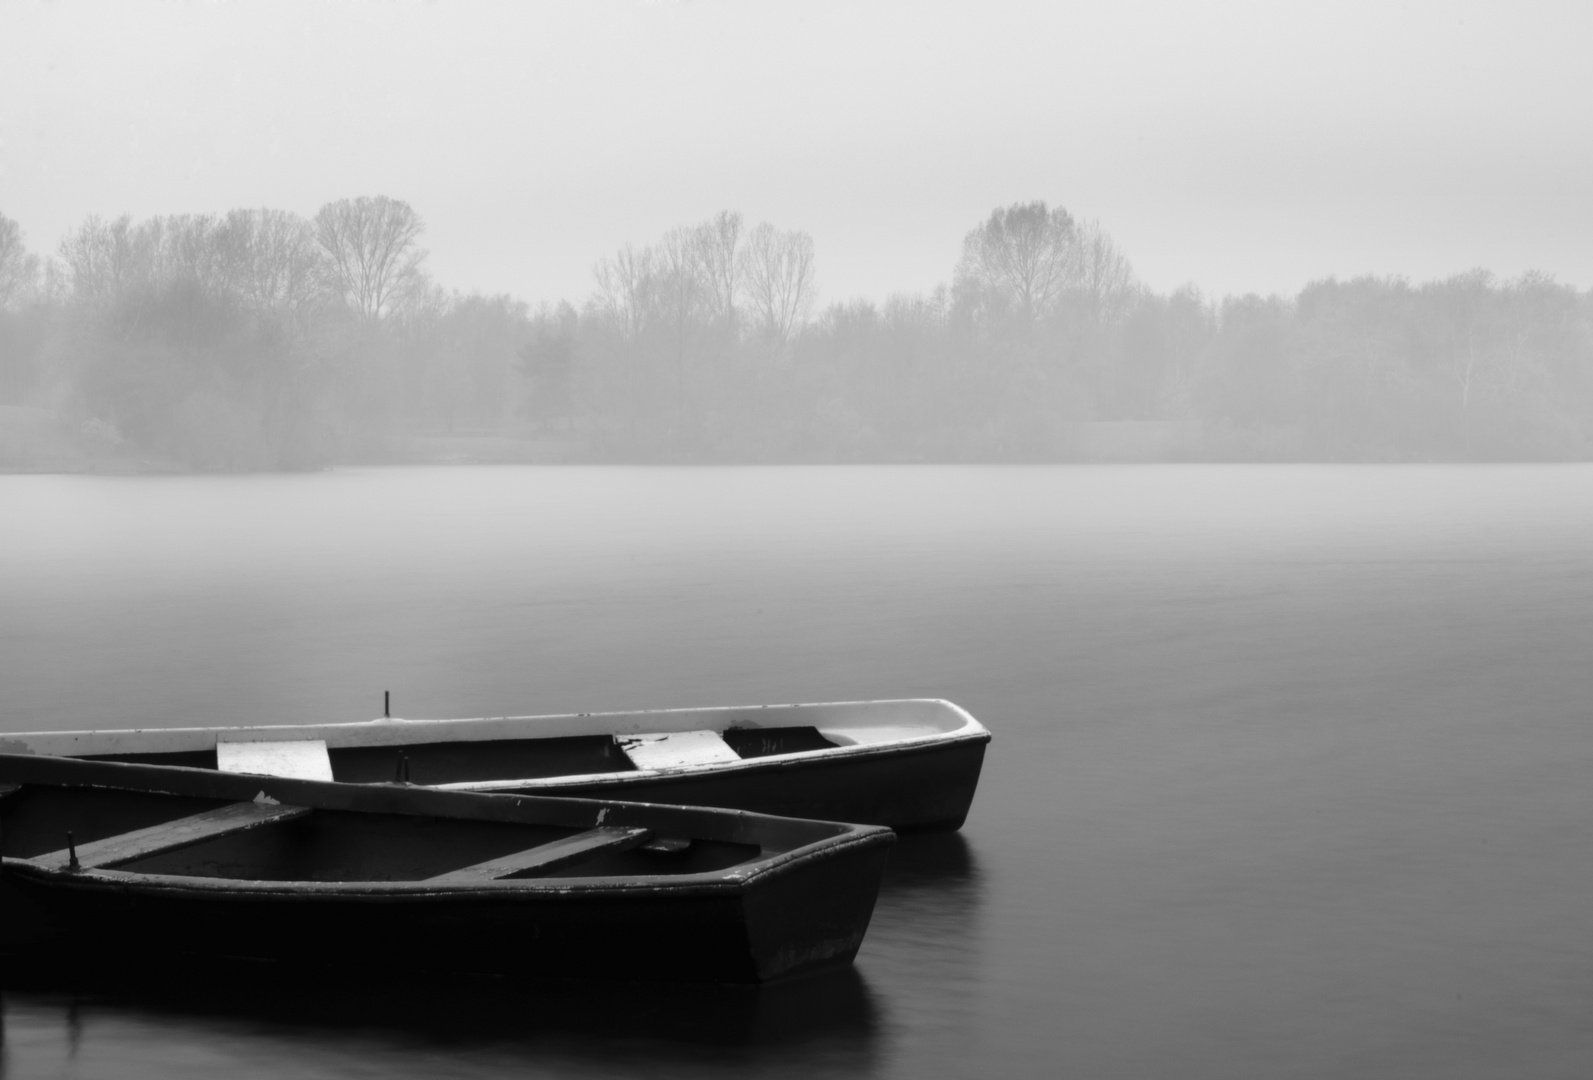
left=427, top=826, right=653, bottom=884
left=32, top=801, right=310, bottom=872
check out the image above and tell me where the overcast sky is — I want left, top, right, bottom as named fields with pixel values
left=3, top=0, right=1590, bottom=307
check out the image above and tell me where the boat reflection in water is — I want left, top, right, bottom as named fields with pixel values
left=860, top=830, right=988, bottom=1072
left=0, top=966, right=881, bottom=1076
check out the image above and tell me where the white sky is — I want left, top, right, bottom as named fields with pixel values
left=3, top=0, right=1590, bottom=306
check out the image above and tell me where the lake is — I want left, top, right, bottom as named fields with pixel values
left=3, top=464, right=1593, bottom=1078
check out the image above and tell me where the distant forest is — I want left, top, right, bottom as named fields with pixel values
left=2, top=197, right=1591, bottom=469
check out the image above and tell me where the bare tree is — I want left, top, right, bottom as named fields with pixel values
left=0, top=212, right=41, bottom=308
left=1419, top=269, right=1541, bottom=412
left=656, top=227, right=711, bottom=335
left=695, top=210, right=743, bottom=329
left=313, top=196, right=427, bottom=321
left=740, top=222, right=816, bottom=346
left=655, top=225, right=712, bottom=416
left=221, top=208, right=325, bottom=329
left=590, top=244, right=657, bottom=340
left=58, top=215, right=141, bottom=310
left=1073, top=218, right=1138, bottom=328
left=955, top=200, right=1078, bottom=323
left=151, top=215, right=230, bottom=296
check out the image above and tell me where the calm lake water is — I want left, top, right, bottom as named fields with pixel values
left=3, top=465, right=1593, bottom=1078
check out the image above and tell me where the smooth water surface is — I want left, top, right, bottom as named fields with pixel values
left=3, top=465, right=1593, bottom=1078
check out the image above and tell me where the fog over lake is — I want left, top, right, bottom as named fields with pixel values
left=5, top=5, right=1593, bottom=472
left=4, top=465, right=1593, bottom=1077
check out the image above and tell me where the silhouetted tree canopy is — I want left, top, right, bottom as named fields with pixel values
left=955, top=201, right=1079, bottom=324
left=314, top=196, right=428, bottom=322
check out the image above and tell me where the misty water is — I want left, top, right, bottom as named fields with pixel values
left=3, top=464, right=1593, bottom=1079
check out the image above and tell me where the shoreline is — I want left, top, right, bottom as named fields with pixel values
left=8, top=409, right=1585, bottom=472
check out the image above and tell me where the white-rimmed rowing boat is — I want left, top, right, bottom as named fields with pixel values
left=0, top=698, right=991, bottom=831
left=0, top=752, right=892, bottom=983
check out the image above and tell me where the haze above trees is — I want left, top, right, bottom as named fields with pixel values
left=1, top=197, right=1590, bottom=469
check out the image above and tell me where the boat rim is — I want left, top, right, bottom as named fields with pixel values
left=0, top=698, right=991, bottom=786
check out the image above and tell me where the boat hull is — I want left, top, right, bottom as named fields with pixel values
left=1, top=838, right=887, bottom=983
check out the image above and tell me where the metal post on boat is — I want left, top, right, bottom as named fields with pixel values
left=67, top=831, right=80, bottom=872
left=385, top=690, right=390, bottom=718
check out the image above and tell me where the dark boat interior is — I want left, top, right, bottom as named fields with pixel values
left=76, top=725, right=842, bottom=784
left=0, top=783, right=760, bottom=882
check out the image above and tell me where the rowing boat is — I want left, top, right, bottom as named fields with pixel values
left=0, top=753, right=892, bottom=983
left=0, top=698, right=990, bottom=831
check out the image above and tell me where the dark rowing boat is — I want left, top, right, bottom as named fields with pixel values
left=0, top=698, right=991, bottom=831
left=0, top=753, right=893, bottom=983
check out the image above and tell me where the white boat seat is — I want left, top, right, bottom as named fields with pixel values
left=617, top=730, right=742, bottom=770
left=217, top=739, right=334, bottom=782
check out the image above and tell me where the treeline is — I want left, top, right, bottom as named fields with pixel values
left=0, top=198, right=526, bottom=468
left=1, top=198, right=1591, bottom=468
